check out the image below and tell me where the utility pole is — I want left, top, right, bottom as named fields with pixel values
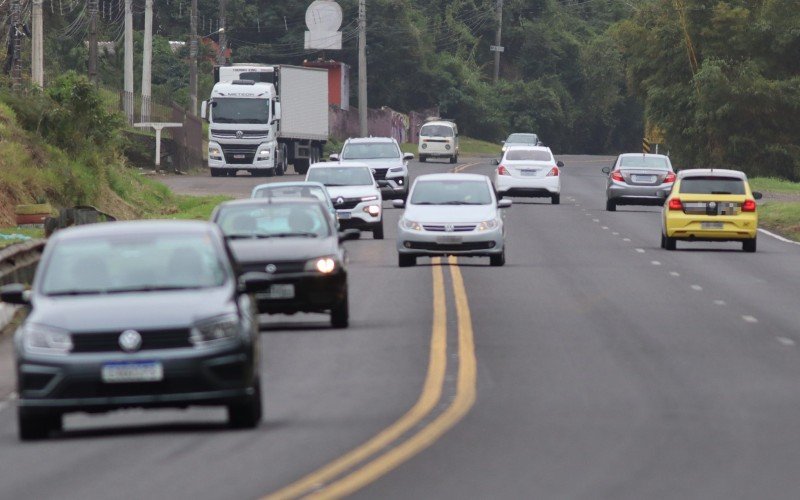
left=217, top=0, right=227, bottom=65
left=189, top=0, right=198, bottom=114
left=124, top=0, right=134, bottom=123
left=31, top=0, right=44, bottom=87
left=88, top=0, right=99, bottom=84
left=141, top=0, right=153, bottom=122
left=10, top=0, right=21, bottom=89
left=358, top=0, right=368, bottom=136
left=493, top=0, right=503, bottom=84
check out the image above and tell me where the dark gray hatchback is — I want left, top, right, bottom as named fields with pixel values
left=0, top=220, right=264, bottom=441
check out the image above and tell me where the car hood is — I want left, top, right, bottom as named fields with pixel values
left=342, top=158, right=403, bottom=169
left=229, top=237, right=337, bottom=264
left=325, top=185, right=380, bottom=199
left=402, top=205, right=497, bottom=223
left=28, top=287, right=236, bottom=332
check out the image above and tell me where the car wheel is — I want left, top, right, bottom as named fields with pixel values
left=660, top=233, right=666, bottom=249
left=331, top=294, right=349, bottom=328
left=551, top=194, right=560, bottom=205
left=490, top=251, right=506, bottom=267
left=449, top=155, right=457, bottom=164
left=743, top=237, right=757, bottom=253
left=210, top=168, right=223, bottom=178
left=399, top=254, right=416, bottom=267
left=372, top=222, right=384, bottom=240
left=419, top=155, right=427, bottom=163
left=227, top=379, right=262, bottom=429
left=18, top=409, right=61, bottom=441
left=606, top=199, right=616, bottom=211
left=665, top=235, right=677, bottom=250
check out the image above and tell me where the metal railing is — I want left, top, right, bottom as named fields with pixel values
left=0, top=240, right=46, bottom=286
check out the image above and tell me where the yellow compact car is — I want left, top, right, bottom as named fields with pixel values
left=661, top=169, right=762, bottom=252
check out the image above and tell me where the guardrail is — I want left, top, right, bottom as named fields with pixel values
left=0, top=240, right=46, bottom=287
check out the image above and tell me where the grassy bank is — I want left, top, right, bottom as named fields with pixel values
left=400, top=137, right=500, bottom=156
left=750, top=178, right=800, bottom=242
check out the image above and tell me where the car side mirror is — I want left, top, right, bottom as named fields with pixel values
left=601, top=167, right=610, bottom=174
left=752, top=191, right=763, bottom=200
left=0, top=284, right=29, bottom=305
left=403, top=153, right=415, bottom=161
left=338, top=229, right=361, bottom=242
left=556, top=161, right=565, bottom=168
left=497, top=199, right=512, bottom=209
left=492, top=158, right=500, bottom=165
left=392, top=199, right=405, bottom=208
left=238, top=272, right=273, bottom=294
left=329, top=154, right=340, bottom=161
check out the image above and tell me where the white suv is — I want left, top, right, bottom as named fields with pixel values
left=330, top=137, right=412, bottom=201
left=306, top=162, right=384, bottom=239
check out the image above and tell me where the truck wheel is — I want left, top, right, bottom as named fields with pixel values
left=294, top=159, right=310, bottom=175
left=276, top=146, right=287, bottom=176
left=210, top=168, right=223, bottom=177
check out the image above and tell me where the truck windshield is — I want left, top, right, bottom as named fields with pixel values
left=212, top=98, right=269, bottom=124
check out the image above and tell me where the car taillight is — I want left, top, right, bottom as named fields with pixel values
left=668, top=198, right=683, bottom=211
left=498, top=165, right=510, bottom=176
left=547, top=166, right=559, bottom=177
left=610, top=171, right=624, bottom=182
left=664, top=172, right=676, bottom=183
left=741, top=199, right=756, bottom=212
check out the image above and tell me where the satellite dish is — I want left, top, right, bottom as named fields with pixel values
left=306, top=0, right=343, bottom=32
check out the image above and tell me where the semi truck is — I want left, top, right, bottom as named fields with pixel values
left=201, top=64, right=328, bottom=177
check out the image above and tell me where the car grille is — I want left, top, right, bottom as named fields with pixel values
left=241, top=261, right=306, bottom=274
left=211, top=129, right=269, bottom=140
left=220, top=145, right=258, bottom=164
left=371, top=168, right=388, bottom=180
left=331, top=197, right=361, bottom=210
left=407, top=241, right=495, bottom=251
left=71, top=329, right=192, bottom=353
left=422, top=224, right=477, bottom=232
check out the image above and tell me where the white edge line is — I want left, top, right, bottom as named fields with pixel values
left=758, top=228, right=800, bottom=246
left=777, top=337, right=795, bottom=346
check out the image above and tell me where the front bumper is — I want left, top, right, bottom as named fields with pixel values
left=664, top=213, right=758, bottom=241
left=17, top=341, right=256, bottom=414
left=254, top=271, right=347, bottom=315
left=335, top=202, right=382, bottom=230
left=607, top=182, right=672, bottom=204
left=208, top=141, right=274, bottom=171
left=397, top=225, right=504, bottom=256
left=496, top=176, right=560, bottom=196
left=378, top=176, right=408, bottom=199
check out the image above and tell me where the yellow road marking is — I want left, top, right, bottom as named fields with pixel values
left=306, top=256, right=477, bottom=498
left=263, top=257, right=448, bottom=500
left=453, top=161, right=482, bottom=173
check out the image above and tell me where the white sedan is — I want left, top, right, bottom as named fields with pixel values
left=494, top=146, right=564, bottom=204
left=393, top=173, right=511, bottom=267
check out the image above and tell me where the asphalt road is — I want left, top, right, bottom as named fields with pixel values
left=1, top=156, right=800, bottom=499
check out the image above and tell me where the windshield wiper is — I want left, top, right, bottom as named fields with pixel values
left=439, top=201, right=484, bottom=205
left=227, top=234, right=258, bottom=239
left=46, top=289, right=108, bottom=297
left=267, top=232, right=318, bottom=238
left=324, top=183, right=347, bottom=187
left=711, top=191, right=733, bottom=195
left=104, top=285, right=205, bottom=294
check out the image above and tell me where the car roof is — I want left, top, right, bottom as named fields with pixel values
left=414, top=173, right=488, bottom=182
left=344, top=137, right=398, bottom=144
left=504, top=145, right=551, bottom=152
left=252, top=181, right=327, bottom=191
left=619, top=153, right=670, bottom=159
left=217, top=197, right=324, bottom=208
left=311, top=161, right=371, bottom=169
left=53, top=220, right=218, bottom=241
left=677, top=168, right=748, bottom=180
left=506, top=133, right=538, bottom=139
left=421, top=121, right=455, bottom=128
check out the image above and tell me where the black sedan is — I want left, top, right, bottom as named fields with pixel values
left=0, top=221, right=264, bottom=440
left=211, top=198, right=359, bottom=328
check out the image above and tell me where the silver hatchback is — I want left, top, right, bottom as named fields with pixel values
left=602, top=153, right=676, bottom=211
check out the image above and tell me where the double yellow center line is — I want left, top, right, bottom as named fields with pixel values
left=264, top=256, right=477, bottom=499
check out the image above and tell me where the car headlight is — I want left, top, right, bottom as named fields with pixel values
left=257, top=149, right=271, bottom=159
left=501, top=146, right=508, bottom=152
left=190, top=314, right=240, bottom=346
left=209, top=147, right=222, bottom=160
left=22, top=324, right=73, bottom=355
left=476, top=219, right=499, bottom=231
left=305, top=256, right=338, bottom=274
left=401, top=219, right=422, bottom=231
left=363, top=205, right=381, bottom=216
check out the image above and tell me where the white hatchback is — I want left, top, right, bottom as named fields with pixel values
left=494, top=146, right=564, bottom=204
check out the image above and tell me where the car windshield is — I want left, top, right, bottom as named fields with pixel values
left=216, top=203, right=331, bottom=239
left=420, top=125, right=454, bottom=137
left=342, top=142, right=400, bottom=160
left=307, top=167, right=374, bottom=186
left=253, top=185, right=329, bottom=206
left=410, top=180, right=493, bottom=205
left=505, top=150, right=552, bottom=161
left=40, top=233, right=228, bottom=296
left=506, top=134, right=538, bottom=144
left=679, top=176, right=746, bottom=195
left=619, top=156, right=670, bottom=170
left=211, top=98, right=269, bottom=124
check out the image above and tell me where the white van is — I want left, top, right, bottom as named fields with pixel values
left=418, top=120, right=459, bottom=164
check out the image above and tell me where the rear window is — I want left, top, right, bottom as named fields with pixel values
left=679, top=176, right=746, bottom=195
left=619, top=156, right=670, bottom=170
left=505, top=150, right=552, bottom=162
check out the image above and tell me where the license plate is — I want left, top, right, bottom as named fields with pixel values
left=337, top=211, right=351, bottom=220
left=233, top=154, right=246, bottom=159
left=633, top=175, right=656, bottom=183
left=437, top=235, right=462, bottom=244
left=521, top=170, right=538, bottom=176
left=701, top=222, right=724, bottom=230
left=102, top=361, right=163, bottom=384
left=256, top=284, right=295, bottom=300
